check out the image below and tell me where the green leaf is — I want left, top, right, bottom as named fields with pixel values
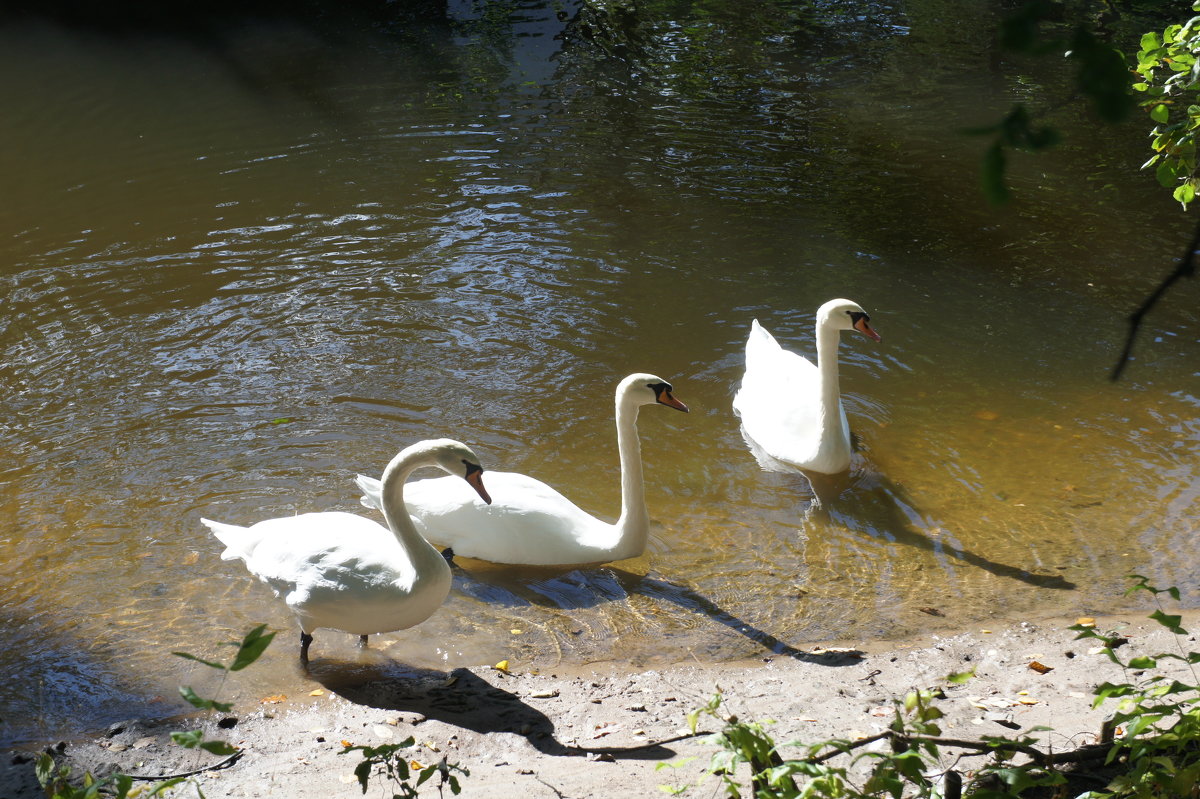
left=1156, top=158, right=1182, bottom=187
left=146, top=778, right=188, bottom=796
left=178, top=685, right=233, bottom=712
left=230, top=624, right=275, bottom=671
left=171, top=729, right=205, bottom=749
left=1150, top=609, right=1186, bottom=635
left=199, top=740, right=239, bottom=756
left=34, top=753, right=57, bottom=788
left=946, top=669, right=976, bottom=684
left=173, top=652, right=227, bottom=671
left=354, top=759, right=372, bottom=793
left=1152, top=103, right=1171, bottom=123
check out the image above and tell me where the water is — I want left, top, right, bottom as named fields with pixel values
left=1, top=1, right=1196, bottom=746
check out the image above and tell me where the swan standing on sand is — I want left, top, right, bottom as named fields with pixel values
left=355, top=373, right=689, bottom=566
left=202, top=439, right=491, bottom=663
left=733, top=299, right=880, bottom=475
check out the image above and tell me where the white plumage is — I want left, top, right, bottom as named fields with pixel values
left=733, top=299, right=880, bottom=475
left=356, top=373, right=688, bottom=566
left=202, top=438, right=491, bottom=662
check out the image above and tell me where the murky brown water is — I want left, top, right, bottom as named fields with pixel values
left=1, top=1, right=1197, bottom=746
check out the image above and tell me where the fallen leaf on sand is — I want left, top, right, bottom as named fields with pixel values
left=918, top=607, right=944, bottom=617
left=493, top=660, right=511, bottom=673
left=593, top=723, right=620, bottom=738
left=261, top=694, right=287, bottom=704
left=373, top=725, right=394, bottom=740
left=1076, top=617, right=1096, bottom=628
left=1028, top=661, right=1054, bottom=674
left=309, top=689, right=325, bottom=697
left=1018, top=698, right=1039, bottom=705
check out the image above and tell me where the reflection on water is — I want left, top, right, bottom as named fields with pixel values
left=1, top=1, right=1197, bottom=747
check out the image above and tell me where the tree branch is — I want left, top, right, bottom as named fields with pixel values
left=805, top=730, right=1112, bottom=768
left=1111, top=215, right=1200, bottom=380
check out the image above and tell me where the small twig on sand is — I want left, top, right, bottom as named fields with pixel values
left=126, top=749, right=244, bottom=781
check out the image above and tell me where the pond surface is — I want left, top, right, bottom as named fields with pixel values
left=1, top=0, right=1196, bottom=746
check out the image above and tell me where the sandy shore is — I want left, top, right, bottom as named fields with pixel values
left=5, top=607, right=1196, bottom=798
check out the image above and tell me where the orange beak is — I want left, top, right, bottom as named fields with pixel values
left=853, top=316, right=881, bottom=342
left=466, top=470, right=492, bottom=505
left=657, top=389, right=689, bottom=412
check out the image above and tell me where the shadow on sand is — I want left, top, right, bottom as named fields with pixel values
left=305, top=661, right=686, bottom=760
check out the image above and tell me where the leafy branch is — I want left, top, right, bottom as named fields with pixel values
left=669, top=576, right=1200, bottom=799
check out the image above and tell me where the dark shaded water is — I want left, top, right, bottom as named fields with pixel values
left=1, top=0, right=1196, bottom=746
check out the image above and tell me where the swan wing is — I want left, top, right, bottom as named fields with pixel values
left=733, top=320, right=829, bottom=464
left=360, top=471, right=618, bottom=565
left=202, top=512, right=445, bottom=633
left=204, top=512, right=409, bottom=588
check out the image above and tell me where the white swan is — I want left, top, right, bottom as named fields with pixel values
left=732, top=299, right=880, bottom=475
left=201, top=439, right=491, bottom=663
left=355, top=373, right=688, bottom=566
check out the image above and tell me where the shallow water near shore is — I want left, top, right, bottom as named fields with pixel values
left=1, top=2, right=1197, bottom=746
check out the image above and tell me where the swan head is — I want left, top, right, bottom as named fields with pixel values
left=618, top=373, right=690, bottom=412
left=817, top=298, right=881, bottom=342
left=426, top=439, right=493, bottom=505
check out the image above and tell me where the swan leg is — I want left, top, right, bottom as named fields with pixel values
left=441, top=547, right=455, bottom=564
left=358, top=634, right=369, bottom=648
left=300, top=631, right=314, bottom=664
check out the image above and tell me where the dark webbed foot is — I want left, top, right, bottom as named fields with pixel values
left=441, top=547, right=456, bottom=564
left=300, top=631, right=314, bottom=665
left=358, top=634, right=369, bottom=648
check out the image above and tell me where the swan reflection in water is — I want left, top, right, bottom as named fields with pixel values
left=740, top=428, right=1075, bottom=592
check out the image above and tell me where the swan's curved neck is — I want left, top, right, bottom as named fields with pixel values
left=377, top=446, right=442, bottom=559
left=613, top=392, right=649, bottom=556
left=815, top=320, right=844, bottom=428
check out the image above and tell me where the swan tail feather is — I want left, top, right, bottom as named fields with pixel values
left=200, top=518, right=258, bottom=562
left=355, top=474, right=384, bottom=511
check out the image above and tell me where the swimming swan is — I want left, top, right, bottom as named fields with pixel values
left=355, top=373, right=688, bottom=566
left=202, top=439, right=491, bottom=663
left=733, top=299, right=880, bottom=475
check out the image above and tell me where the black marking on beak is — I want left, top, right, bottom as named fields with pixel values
left=848, top=311, right=881, bottom=342
left=462, top=460, right=492, bottom=505
left=650, top=381, right=690, bottom=413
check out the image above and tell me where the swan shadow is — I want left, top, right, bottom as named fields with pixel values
left=822, top=469, right=1077, bottom=591
left=305, top=659, right=679, bottom=760
left=740, top=430, right=1074, bottom=591
left=446, top=562, right=864, bottom=667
